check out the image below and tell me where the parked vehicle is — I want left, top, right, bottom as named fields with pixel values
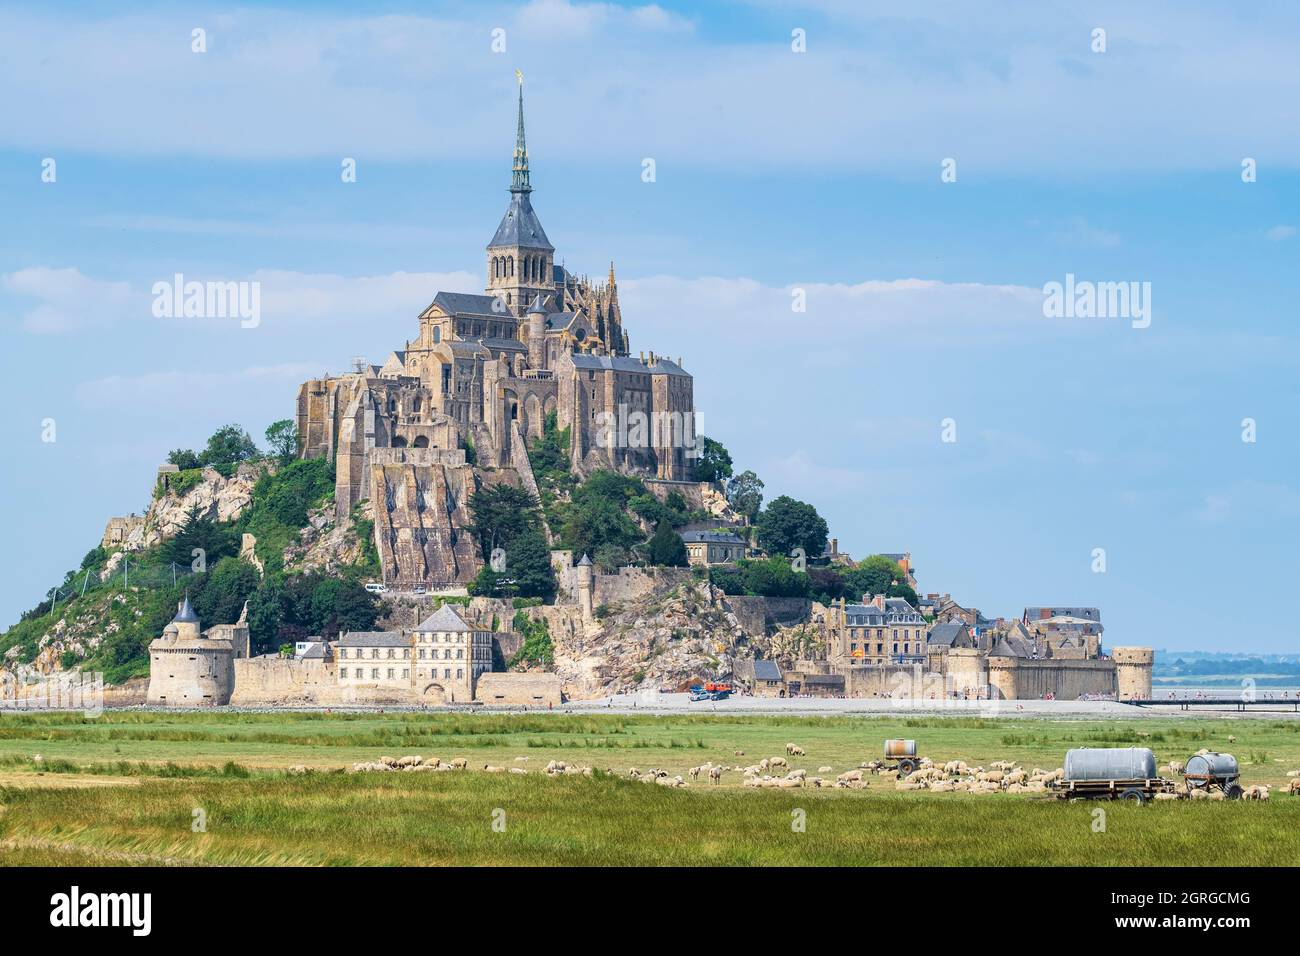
left=1052, top=747, right=1176, bottom=803
left=1182, top=752, right=1243, bottom=799
left=884, top=739, right=923, bottom=775
left=364, top=582, right=388, bottom=594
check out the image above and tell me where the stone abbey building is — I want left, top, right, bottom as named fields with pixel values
left=296, top=81, right=696, bottom=587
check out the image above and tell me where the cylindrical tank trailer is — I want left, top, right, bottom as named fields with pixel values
left=1054, top=747, right=1174, bottom=803
left=883, top=739, right=921, bottom=774
left=1182, top=752, right=1242, bottom=799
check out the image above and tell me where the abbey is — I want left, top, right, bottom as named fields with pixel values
left=296, top=80, right=696, bottom=588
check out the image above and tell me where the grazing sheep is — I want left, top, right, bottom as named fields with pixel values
left=1243, top=784, right=1270, bottom=801
left=514, top=756, right=529, bottom=762
left=758, top=758, right=770, bottom=772
left=734, top=750, right=745, bottom=757
left=709, top=766, right=723, bottom=784
left=450, top=758, right=468, bottom=770
left=785, top=768, right=807, bottom=781
left=786, top=744, right=806, bottom=756
left=1287, top=770, right=1300, bottom=778
left=396, top=755, right=423, bottom=768
left=818, top=765, right=833, bottom=773
left=1227, top=735, right=1237, bottom=744
left=769, top=756, right=788, bottom=769
left=743, top=775, right=761, bottom=788
left=483, top=765, right=505, bottom=773
left=837, top=769, right=864, bottom=783
left=689, top=766, right=703, bottom=782
left=509, top=767, right=528, bottom=775
left=1287, top=779, right=1300, bottom=795
left=1167, top=761, right=1185, bottom=775
left=655, top=774, right=686, bottom=788
left=1154, top=792, right=1181, bottom=801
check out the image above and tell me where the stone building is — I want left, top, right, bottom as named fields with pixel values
left=825, top=595, right=929, bottom=668
left=295, top=79, right=698, bottom=588
left=681, top=529, right=745, bottom=567
left=146, top=595, right=249, bottom=707
left=413, top=604, right=494, bottom=703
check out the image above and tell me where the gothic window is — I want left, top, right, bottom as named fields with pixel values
left=508, top=257, right=514, bottom=277
left=432, top=326, right=441, bottom=343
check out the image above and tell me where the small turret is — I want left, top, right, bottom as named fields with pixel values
left=172, top=592, right=201, bottom=640
left=527, top=295, right=548, bottom=369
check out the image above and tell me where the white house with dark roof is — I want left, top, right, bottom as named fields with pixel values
left=412, top=604, right=494, bottom=702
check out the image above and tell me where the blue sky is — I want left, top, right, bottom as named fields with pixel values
left=1, top=1, right=1297, bottom=652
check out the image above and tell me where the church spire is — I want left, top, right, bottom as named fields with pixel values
left=511, top=70, right=530, bottom=193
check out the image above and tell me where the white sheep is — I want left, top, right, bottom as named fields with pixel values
left=785, top=744, right=805, bottom=756
left=709, top=766, right=723, bottom=785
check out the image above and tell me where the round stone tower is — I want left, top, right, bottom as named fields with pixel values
left=527, top=297, right=547, bottom=370
left=147, top=594, right=236, bottom=707
left=575, top=552, right=594, bottom=624
left=1112, top=647, right=1154, bottom=701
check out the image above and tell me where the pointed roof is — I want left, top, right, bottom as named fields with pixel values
left=415, top=603, right=471, bottom=632
left=488, top=191, right=553, bottom=251
left=511, top=70, right=530, bottom=194
left=577, top=553, right=592, bottom=567
left=488, top=76, right=553, bottom=252
left=173, top=592, right=199, bottom=624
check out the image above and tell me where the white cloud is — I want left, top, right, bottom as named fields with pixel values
left=2, top=267, right=138, bottom=333
left=74, top=363, right=320, bottom=409
left=1266, top=224, right=1296, bottom=241
left=3, top=3, right=1299, bottom=170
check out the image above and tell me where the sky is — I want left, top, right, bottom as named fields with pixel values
left=1, top=1, right=1297, bottom=653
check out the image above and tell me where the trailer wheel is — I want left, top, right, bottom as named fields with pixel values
left=1223, top=782, right=1244, bottom=801
left=1119, top=788, right=1147, bottom=804
left=898, top=759, right=917, bottom=775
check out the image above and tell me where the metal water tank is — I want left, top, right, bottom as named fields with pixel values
left=1184, top=752, right=1239, bottom=787
left=884, top=739, right=917, bottom=759
left=1063, top=747, right=1158, bottom=782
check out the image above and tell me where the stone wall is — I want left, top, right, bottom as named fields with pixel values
left=722, top=595, right=812, bottom=636
left=474, top=672, right=563, bottom=706
left=592, top=566, right=696, bottom=607
left=988, top=657, right=1117, bottom=700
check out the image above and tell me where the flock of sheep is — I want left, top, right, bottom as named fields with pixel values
left=339, top=744, right=1300, bottom=801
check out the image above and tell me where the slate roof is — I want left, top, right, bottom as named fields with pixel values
left=680, top=530, right=745, bottom=545
left=429, top=291, right=506, bottom=318
left=569, top=353, right=690, bottom=379
left=336, top=631, right=408, bottom=648
left=927, top=621, right=968, bottom=647
left=753, top=659, right=782, bottom=681
left=173, top=594, right=199, bottom=624
left=416, top=604, right=471, bottom=633
left=480, top=337, right=526, bottom=352
left=488, top=191, right=553, bottom=251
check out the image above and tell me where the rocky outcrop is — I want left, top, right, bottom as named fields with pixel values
left=516, top=576, right=780, bottom=700
left=100, top=463, right=270, bottom=580
left=370, top=458, right=482, bottom=587
left=283, top=501, right=369, bottom=575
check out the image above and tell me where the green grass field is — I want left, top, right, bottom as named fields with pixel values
left=1, top=710, right=1298, bottom=866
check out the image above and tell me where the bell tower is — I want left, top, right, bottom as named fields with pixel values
left=486, top=72, right=555, bottom=317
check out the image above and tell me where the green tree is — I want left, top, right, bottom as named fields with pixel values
left=726, top=470, right=764, bottom=522
left=200, top=424, right=259, bottom=467
left=845, top=555, right=904, bottom=600
left=191, top=556, right=261, bottom=625
left=167, top=448, right=201, bottom=469
left=692, top=436, right=734, bottom=483
left=756, top=495, right=828, bottom=559
left=504, top=529, right=557, bottom=600
left=264, top=419, right=298, bottom=462
left=164, top=505, right=239, bottom=569
left=646, top=521, right=689, bottom=567
left=467, top=485, right=541, bottom=559
left=560, top=496, right=642, bottom=558
left=740, top=556, right=811, bottom=598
